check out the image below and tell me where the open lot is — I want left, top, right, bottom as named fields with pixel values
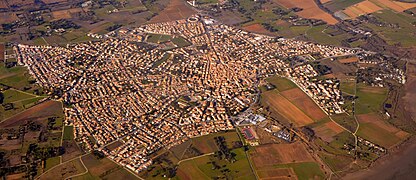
left=274, top=0, right=338, bottom=24
left=356, top=113, right=409, bottom=148
left=261, top=90, right=314, bottom=126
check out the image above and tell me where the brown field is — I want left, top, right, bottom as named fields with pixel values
left=262, top=90, right=314, bottom=126
left=0, top=12, right=18, bottom=24
left=371, top=0, right=416, bottom=12
left=257, top=168, right=297, bottom=179
left=274, top=0, right=338, bottom=24
left=323, top=73, right=336, bottom=79
left=52, top=10, right=72, bottom=20
left=61, top=140, right=82, bottom=162
left=242, top=23, right=274, bottom=35
left=82, top=154, right=119, bottom=176
left=6, top=173, right=25, bottom=180
left=251, top=142, right=314, bottom=168
left=321, top=0, right=332, bottom=3
left=338, top=56, right=359, bottom=63
left=357, top=113, right=409, bottom=148
left=0, top=44, right=4, bottom=60
left=149, top=0, right=196, bottom=23
left=52, top=8, right=82, bottom=20
left=343, top=1, right=382, bottom=18
left=0, top=100, right=63, bottom=128
left=280, top=88, right=327, bottom=121
left=8, top=0, right=34, bottom=6
left=313, top=121, right=344, bottom=142
left=42, top=0, right=67, bottom=4
left=0, top=139, right=21, bottom=151
left=0, top=1, right=8, bottom=9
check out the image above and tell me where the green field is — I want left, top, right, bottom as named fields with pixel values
left=63, top=126, right=74, bottom=141
left=274, top=162, right=325, bottom=180
left=331, top=114, right=358, bottom=132
left=265, top=76, right=297, bottom=92
left=172, top=37, right=191, bottom=47
left=366, top=10, right=416, bottom=47
left=1, top=89, right=36, bottom=103
left=198, top=0, right=219, bottom=4
left=324, top=0, right=364, bottom=12
left=318, top=152, right=354, bottom=173
left=355, top=84, right=388, bottom=114
left=306, top=25, right=351, bottom=46
left=146, top=33, right=172, bottom=43
left=177, top=148, right=255, bottom=179
left=45, top=156, right=61, bottom=171
left=191, top=130, right=241, bottom=154
left=356, top=122, right=401, bottom=148
left=340, top=81, right=355, bottom=95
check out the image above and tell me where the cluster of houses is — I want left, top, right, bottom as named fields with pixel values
left=14, top=15, right=358, bottom=173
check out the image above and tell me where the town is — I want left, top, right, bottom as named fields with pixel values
left=14, top=14, right=371, bottom=173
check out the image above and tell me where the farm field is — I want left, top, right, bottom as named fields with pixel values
left=280, top=88, right=327, bottom=121
left=250, top=142, right=325, bottom=180
left=242, top=23, right=273, bottom=35
left=148, top=0, right=196, bottom=23
left=343, top=0, right=383, bottom=18
left=274, top=0, right=338, bottom=24
left=370, top=0, right=416, bottom=12
left=313, top=120, right=345, bottom=142
left=250, top=142, right=314, bottom=166
left=323, top=0, right=365, bottom=12
left=261, top=89, right=314, bottom=126
left=176, top=148, right=255, bottom=180
left=356, top=113, right=409, bottom=148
